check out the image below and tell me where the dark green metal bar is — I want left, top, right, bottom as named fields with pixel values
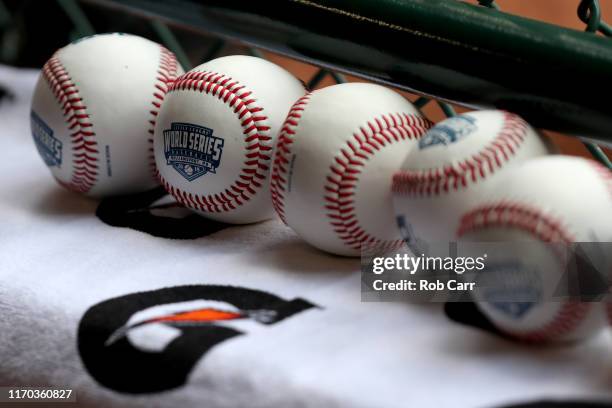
left=306, top=68, right=346, bottom=88
left=0, top=0, right=10, bottom=28
left=584, top=143, right=612, bottom=169
left=477, top=0, right=499, bottom=10
left=329, top=71, right=346, bottom=84
left=438, top=101, right=456, bottom=118
left=574, top=0, right=612, bottom=167
left=0, top=0, right=16, bottom=63
left=307, top=69, right=329, bottom=89
left=79, top=0, right=612, bottom=145
left=150, top=20, right=192, bottom=69
left=414, top=97, right=430, bottom=110
left=57, top=0, right=95, bottom=37
left=599, top=22, right=612, bottom=37
left=577, top=0, right=611, bottom=36
left=200, top=38, right=225, bottom=64
left=247, top=47, right=265, bottom=59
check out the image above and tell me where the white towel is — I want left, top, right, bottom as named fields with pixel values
left=1, top=64, right=611, bottom=408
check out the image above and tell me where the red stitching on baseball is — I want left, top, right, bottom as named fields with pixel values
left=325, top=113, right=432, bottom=251
left=586, top=159, right=612, bottom=200
left=42, top=56, right=98, bottom=193
left=458, top=203, right=574, bottom=243
left=270, top=93, right=312, bottom=223
left=457, top=202, right=590, bottom=343
left=391, top=112, right=529, bottom=196
left=156, top=70, right=271, bottom=213
left=270, top=96, right=432, bottom=251
left=148, top=46, right=179, bottom=179
left=584, top=160, right=612, bottom=326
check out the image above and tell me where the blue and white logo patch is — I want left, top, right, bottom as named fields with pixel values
left=163, top=122, right=224, bottom=182
left=488, top=300, right=535, bottom=319
left=480, top=262, right=542, bottom=320
left=31, top=111, right=62, bottom=167
left=419, top=115, right=477, bottom=150
left=396, top=215, right=429, bottom=257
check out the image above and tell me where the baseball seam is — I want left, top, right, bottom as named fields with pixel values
left=392, top=112, right=529, bottom=197
left=270, top=93, right=312, bottom=223
left=42, top=56, right=98, bottom=193
left=270, top=94, right=432, bottom=251
left=325, top=113, right=432, bottom=251
left=148, top=46, right=179, bottom=179
left=457, top=202, right=590, bottom=343
left=586, top=160, right=612, bottom=326
left=157, top=70, right=271, bottom=213
left=587, top=160, right=612, bottom=200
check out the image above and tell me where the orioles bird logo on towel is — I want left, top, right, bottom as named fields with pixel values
left=78, top=285, right=316, bottom=393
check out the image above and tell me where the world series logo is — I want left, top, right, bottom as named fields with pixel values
left=163, top=122, right=224, bottom=182
left=31, top=111, right=62, bottom=167
left=419, top=115, right=477, bottom=149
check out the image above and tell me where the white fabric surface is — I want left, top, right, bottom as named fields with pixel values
left=1, top=64, right=612, bottom=408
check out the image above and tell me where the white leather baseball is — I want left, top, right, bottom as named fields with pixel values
left=154, top=55, right=305, bottom=224
left=456, top=156, right=612, bottom=342
left=30, top=33, right=182, bottom=197
left=270, top=83, right=432, bottom=257
left=392, top=110, right=554, bottom=252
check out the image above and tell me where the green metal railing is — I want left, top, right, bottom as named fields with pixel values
left=3, top=0, right=611, bottom=169
left=575, top=0, right=612, bottom=168
left=476, top=0, right=611, bottom=169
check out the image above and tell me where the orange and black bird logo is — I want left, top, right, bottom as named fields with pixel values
left=78, top=285, right=316, bottom=393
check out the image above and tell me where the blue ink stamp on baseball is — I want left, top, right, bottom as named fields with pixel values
left=419, top=115, right=477, bottom=150
left=396, top=215, right=429, bottom=258
left=480, top=262, right=542, bottom=319
left=31, top=111, right=62, bottom=167
left=163, top=122, right=224, bottom=182
left=489, top=301, right=534, bottom=319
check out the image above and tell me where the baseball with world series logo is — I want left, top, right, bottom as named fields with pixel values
left=161, top=122, right=225, bottom=182
left=30, top=33, right=183, bottom=197
left=154, top=55, right=305, bottom=224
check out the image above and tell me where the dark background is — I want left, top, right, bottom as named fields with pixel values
left=0, top=0, right=610, bottom=159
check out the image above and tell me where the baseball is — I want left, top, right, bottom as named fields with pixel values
left=270, top=83, right=432, bottom=257
left=456, top=156, right=612, bottom=342
left=154, top=55, right=305, bottom=224
left=392, top=110, right=554, bottom=254
left=30, top=33, right=182, bottom=197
